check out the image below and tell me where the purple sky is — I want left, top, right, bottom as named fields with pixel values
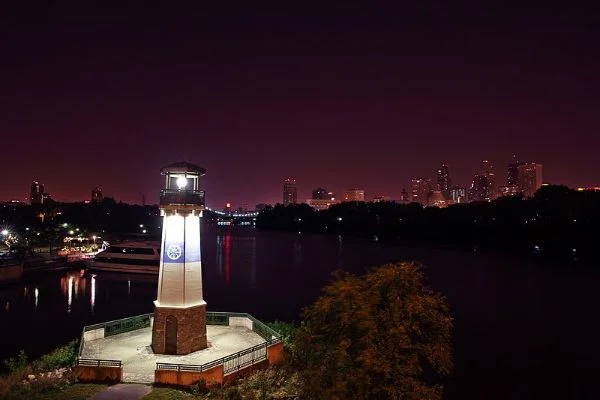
left=1, top=2, right=599, bottom=208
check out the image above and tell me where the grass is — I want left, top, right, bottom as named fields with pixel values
left=2, top=383, right=106, bottom=400
left=142, top=387, right=196, bottom=400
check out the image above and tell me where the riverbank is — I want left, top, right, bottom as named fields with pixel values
left=256, top=187, right=599, bottom=264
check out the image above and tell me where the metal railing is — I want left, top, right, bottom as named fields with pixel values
left=222, top=342, right=268, bottom=375
left=83, top=313, right=153, bottom=337
left=206, top=312, right=229, bottom=325
left=156, top=312, right=282, bottom=376
left=160, top=189, right=205, bottom=206
left=78, top=313, right=153, bottom=358
left=76, top=358, right=121, bottom=368
left=205, top=311, right=282, bottom=342
left=156, top=341, right=273, bottom=375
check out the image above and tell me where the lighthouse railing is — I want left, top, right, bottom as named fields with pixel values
left=159, top=189, right=205, bottom=206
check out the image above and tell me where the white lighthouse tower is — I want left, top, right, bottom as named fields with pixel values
left=152, top=162, right=207, bottom=354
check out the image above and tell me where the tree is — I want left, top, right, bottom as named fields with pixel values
left=292, top=262, right=453, bottom=400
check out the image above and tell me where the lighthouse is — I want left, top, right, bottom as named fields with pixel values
left=151, top=162, right=207, bottom=354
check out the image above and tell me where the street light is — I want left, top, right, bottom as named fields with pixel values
left=139, top=224, right=144, bottom=228
left=69, top=230, right=74, bottom=235
left=1, top=229, right=8, bottom=236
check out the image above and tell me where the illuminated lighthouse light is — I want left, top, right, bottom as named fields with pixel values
left=176, top=176, right=188, bottom=189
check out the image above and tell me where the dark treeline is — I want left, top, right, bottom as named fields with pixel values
left=256, top=185, right=600, bottom=264
left=0, top=198, right=161, bottom=249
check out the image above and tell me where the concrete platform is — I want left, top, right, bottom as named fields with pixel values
left=81, top=325, right=266, bottom=382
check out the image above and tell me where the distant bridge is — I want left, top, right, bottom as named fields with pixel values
left=205, top=208, right=259, bottom=218
left=204, top=208, right=258, bottom=226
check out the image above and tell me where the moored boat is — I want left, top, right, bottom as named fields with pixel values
left=86, top=241, right=160, bottom=274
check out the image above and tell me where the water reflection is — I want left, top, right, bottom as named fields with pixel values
left=216, top=231, right=232, bottom=286
left=224, top=233, right=231, bottom=286
left=34, top=287, right=39, bottom=310
left=67, top=276, right=73, bottom=312
left=250, top=237, right=256, bottom=287
left=60, top=271, right=88, bottom=314
left=293, top=236, right=303, bottom=266
left=337, top=235, right=344, bottom=269
left=90, top=274, right=96, bottom=313
left=216, top=235, right=222, bottom=276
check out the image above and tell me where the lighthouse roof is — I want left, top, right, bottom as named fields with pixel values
left=160, top=161, right=206, bottom=176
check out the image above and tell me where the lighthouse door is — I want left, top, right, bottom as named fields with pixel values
left=165, top=315, right=178, bottom=354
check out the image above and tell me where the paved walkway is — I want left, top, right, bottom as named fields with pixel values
left=89, top=384, right=151, bottom=400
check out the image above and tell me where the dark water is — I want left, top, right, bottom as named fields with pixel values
left=1, top=225, right=599, bottom=399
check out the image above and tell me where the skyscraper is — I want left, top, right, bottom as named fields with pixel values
left=437, top=164, right=451, bottom=192
left=30, top=181, right=44, bottom=205
left=411, top=178, right=431, bottom=206
left=342, top=189, right=365, bottom=202
left=312, top=188, right=330, bottom=200
left=283, top=178, right=297, bottom=205
left=469, top=174, right=490, bottom=202
left=517, top=163, right=543, bottom=198
left=400, top=188, right=409, bottom=202
left=481, top=160, right=496, bottom=200
left=91, top=186, right=103, bottom=203
left=449, top=186, right=467, bottom=204
left=507, top=156, right=524, bottom=186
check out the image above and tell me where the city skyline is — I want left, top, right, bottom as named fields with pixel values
left=1, top=3, right=599, bottom=206
left=0, top=155, right=552, bottom=207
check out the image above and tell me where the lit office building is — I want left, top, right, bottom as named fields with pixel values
left=306, top=198, right=341, bottom=211
left=481, top=160, right=497, bottom=200
left=283, top=178, right=298, bottom=205
left=517, top=163, right=543, bottom=198
left=411, top=178, right=431, bottom=206
left=437, top=164, right=451, bottom=192
left=30, top=181, right=44, bottom=205
left=342, top=189, right=365, bottom=202
left=449, top=186, right=467, bottom=204
left=91, top=187, right=103, bottom=203
left=469, top=174, right=491, bottom=202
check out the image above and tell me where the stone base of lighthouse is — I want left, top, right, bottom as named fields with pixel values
left=151, top=301, right=207, bottom=355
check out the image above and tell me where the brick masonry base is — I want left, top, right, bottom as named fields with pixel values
left=152, top=303, right=207, bottom=354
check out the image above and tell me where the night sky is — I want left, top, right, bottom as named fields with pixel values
left=1, top=2, right=599, bottom=208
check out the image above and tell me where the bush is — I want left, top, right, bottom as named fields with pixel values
left=292, top=262, right=453, bottom=400
left=31, top=340, right=78, bottom=373
left=3, top=351, right=28, bottom=373
left=0, top=339, right=79, bottom=399
left=222, top=386, right=242, bottom=400
left=266, top=321, right=298, bottom=353
left=190, top=379, right=208, bottom=395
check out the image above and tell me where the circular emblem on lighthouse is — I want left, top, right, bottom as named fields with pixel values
left=166, top=244, right=182, bottom=261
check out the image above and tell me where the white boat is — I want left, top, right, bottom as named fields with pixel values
left=86, top=241, right=160, bottom=274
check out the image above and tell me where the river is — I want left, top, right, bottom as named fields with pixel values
left=0, top=225, right=598, bottom=399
